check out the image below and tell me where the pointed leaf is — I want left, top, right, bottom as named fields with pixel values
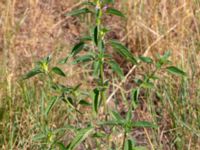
left=162, top=51, right=171, bottom=60
left=139, top=56, right=153, bottom=64
left=124, top=139, right=135, bottom=150
left=131, top=88, right=139, bottom=103
left=132, top=121, right=157, bottom=128
left=141, top=81, right=154, bottom=89
left=92, top=132, right=107, bottom=138
left=68, top=126, right=93, bottom=150
left=72, top=54, right=94, bottom=64
left=106, top=8, right=125, bottom=17
left=71, top=42, right=85, bottom=56
left=110, top=40, right=137, bottom=64
left=67, top=8, right=92, bottom=16
left=22, top=68, right=42, bottom=80
left=126, top=109, right=132, bottom=122
left=93, top=26, right=98, bottom=46
left=93, top=88, right=99, bottom=113
left=80, top=35, right=92, bottom=41
left=108, top=60, right=124, bottom=79
left=98, top=120, right=124, bottom=126
left=104, top=0, right=115, bottom=4
left=131, top=88, right=140, bottom=109
left=32, top=133, right=46, bottom=141
left=156, top=51, right=171, bottom=68
left=81, top=2, right=95, bottom=7
left=93, top=60, right=100, bottom=77
left=45, top=96, right=58, bottom=116
left=59, top=56, right=69, bottom=64
left=111, top=111, right=123, bottom=121
left=52, top=67, right=66, bottom=77
left=167, top=66, right=186, bottom=76
left=79, top=100, right=91, bottom=106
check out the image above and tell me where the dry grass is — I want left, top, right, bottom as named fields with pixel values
left=0, top=0, right=200, bottom=149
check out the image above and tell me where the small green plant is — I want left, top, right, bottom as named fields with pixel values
left=23, top=0, right=186, bottom=149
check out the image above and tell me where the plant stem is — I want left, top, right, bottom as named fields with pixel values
left=96, top=0, right=107, bottom=118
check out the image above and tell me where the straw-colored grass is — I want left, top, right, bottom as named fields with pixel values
left=0, top=0, right=199, bottom=149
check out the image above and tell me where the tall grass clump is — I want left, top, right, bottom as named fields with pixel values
left=22, top=0, right=187, bottom=149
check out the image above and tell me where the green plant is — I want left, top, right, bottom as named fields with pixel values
left=23, top=0, right=186, bottom=149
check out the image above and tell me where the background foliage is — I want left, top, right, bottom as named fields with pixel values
left=0, top=0, right=200, bottom=149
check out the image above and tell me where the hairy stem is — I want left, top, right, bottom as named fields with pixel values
left=96, top=0, right=107, bottom=118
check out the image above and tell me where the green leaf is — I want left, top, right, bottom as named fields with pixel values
left=110, top=40, right=137, bottom=64
left=22, top=68, right=42, bottom=80
left=104, top=0, right=115, bottom=4
left=45, top=96, right=58, bottom=116
left=124, top=139, right=135, bottom=150
left=79, top=100, right=91, bottom=106
left=139, top=56, right=153, bottom=64
left=71, top=42, right=85, bottom=56
left=106, top=8, right=125, bottom=18
left=51, top=83, right=73, bottom=94
left=81, top=2, right=95, bottom=6
left=132, top=121, right=157, bottom=128
left=93, top=60, right=100, bottom=77
left=62, top=97, right=82, bottom=114
left=167, top=66, right=186, bottom=76
left=98, top=120, right=124, bottom=126
left=72, top=54, right=94, bottom=64
left=59, top=57, right=69, bottom=64
left=80, top=35, right=92, bottom=41
left=108, top=60, right=124, bottom=79
left=126, top=109, right=132, bottom=122
left=93, top=88, right=99, bottom=113
left=93, top=26, right=98, bottom=46
left=131, top=88, right=140, bottom=109
left=156, top=51, right=171, bottom=68
left=32, top=133, right=46, bottom=141
left=56, top=142, right=67, bottom=150
left=134, top=79, right=143, bottom=85
left=74, top=83, right=81, bottom=91
left=68, top=126, right=93, bottom=150
left=98, top=39, right=105, bottom=52
left=92, top=132, right=107, bottom=138
left=41, top=55, right=52, bottom=64
left=111, top=111, right=123, bottom=121
left=141, top=82, right=154, bottom=89
left=67, top=97, right=74, bottom=106
left=52, top=67, right=66, bottom=77
left=67, top=8, right=92, bottom=16
left=162, top=51, right=171, bottom=60
left=101, top=27, right=110, bottom=34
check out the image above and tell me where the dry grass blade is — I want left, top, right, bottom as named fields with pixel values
left=106, top=7, right=200, bottom=104
left=50, top=0, right=85, bottom=31
left=106, top=24, right=178, bottom=104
